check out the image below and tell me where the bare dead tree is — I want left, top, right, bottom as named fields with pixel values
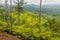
left=17, top=0, right=20, bottom=25
left=39, top=0, right=42, bottom=40
left=39, top=0, right=42, bottom=30
left=17, top=0, right=24, bottom=25
left=5, top=0, right=8, bottom=22
left=0, top=0, right=1, bottom=19
left=10, top=0, right=13, bottom=33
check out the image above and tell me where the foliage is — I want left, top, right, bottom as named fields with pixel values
left=0, top=8, right=60, bottom=40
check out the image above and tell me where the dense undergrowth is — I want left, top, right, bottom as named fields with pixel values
left=0, top=11, right=60, bottom=40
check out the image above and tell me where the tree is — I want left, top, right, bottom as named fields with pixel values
left=10, top=0, right=13, bottom=33
left=14, top=0, right=25, bottom=25
left=39, top=0, right=42, bottom=40
left=0, top=0, right=6, bottom=21
left=5, top=0, right=8, bottom=22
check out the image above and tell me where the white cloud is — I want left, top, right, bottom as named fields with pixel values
left=25, top=0, right=60, bottom=5
left=0, top=0, right=60, bottom=5
left=42, top=0, right=60, bottom=5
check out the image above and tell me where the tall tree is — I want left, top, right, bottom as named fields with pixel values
left=0, top=0, right=5, bottom=21
left=0, top=0, right=1, bottom=19
left=39, top=0, right=42, bottom=40
left=0, top=0, right=1, bottom=7
left=17, top=0, right=20, bottom=25
left=14, top=0, right=24, bottom=25
left=5, top=0, right=8, bottom=22
left=10, top=0, right=13, bottom=33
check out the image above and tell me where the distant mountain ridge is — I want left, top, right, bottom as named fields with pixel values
left=24, top=4, right=60, bottom=15
left=0, top=4, right=60, bottom=15
left=23, top=4, right=40, bottom=12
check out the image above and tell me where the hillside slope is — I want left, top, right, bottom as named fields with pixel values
left=0, top=31, right=21, bottom=40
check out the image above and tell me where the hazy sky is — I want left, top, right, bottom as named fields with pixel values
left=1, top=0, right=60, bottom=5
left=25, top=0, right=60, bottom=5
left=25, top=0, right=40, bottom=4
left=42, top=0, right=60, bottom=5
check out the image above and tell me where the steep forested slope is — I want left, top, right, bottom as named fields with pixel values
left=0, top=10, right=60, bottom=40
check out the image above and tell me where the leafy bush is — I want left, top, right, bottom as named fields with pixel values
left=0, top=12, right=60, bottom=40
left=0, top=20, right=7, bottom=31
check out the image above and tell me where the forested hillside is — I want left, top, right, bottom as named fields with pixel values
left=0, top=0, right=60, bottom=40
left=0, top=8, right=60, bottom=40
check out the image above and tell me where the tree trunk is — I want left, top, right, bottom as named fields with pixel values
left=10, top=0, right=13, bottom=33
left=17, top=0, right=20, bottom=26
left=5, top=0, right=8, bottom=22
left=39, top=0, right=42, bottom=40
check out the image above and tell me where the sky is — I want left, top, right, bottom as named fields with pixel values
left=42, top=0, right=60, bottom=5
left=24, top=0, right=40, bottom=4
left=25, top=0, right=60, bottom=5
left=0, top=0, right=60, bottom=5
